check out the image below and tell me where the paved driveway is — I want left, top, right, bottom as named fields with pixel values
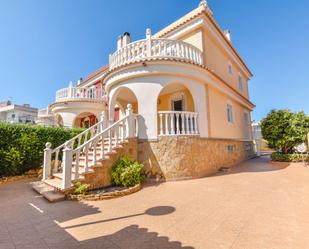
left=1, top=157, right=309, bottom=249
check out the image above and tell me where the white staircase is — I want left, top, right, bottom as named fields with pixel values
left=34, top=104, right=138, bottom=198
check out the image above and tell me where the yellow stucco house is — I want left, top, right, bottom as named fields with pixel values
left=40, top=1, right=256, bottom=191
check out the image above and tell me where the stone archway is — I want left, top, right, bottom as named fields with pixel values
left=157, top=82, right=195, bottom=112
left=55, top=114, right=64, bottom=127
left=73, top=112, right=98, bottom=128
left=109, top=86, right=138, bottom=124
left=157, top=82, right=197, bottom=136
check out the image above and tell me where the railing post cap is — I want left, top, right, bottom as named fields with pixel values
left=64, top=141, right=71, bottom=149
left=127, top=103, right=133, bottom=110
left=45, top=142, right=52, bottom=149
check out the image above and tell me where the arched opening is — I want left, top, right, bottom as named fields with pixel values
left=109, top=86, right=138, bottom=122
left=157, top=82, right=197, bottom=136
left=55, top=114, right=64, bottom=127
left=73, top=112, right=98, bottom=128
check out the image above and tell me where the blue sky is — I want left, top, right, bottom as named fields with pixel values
left=0, top=0, right=308, bottom=121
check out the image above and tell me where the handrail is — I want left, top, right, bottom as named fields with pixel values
left=158, top=111, right=198, bottom=114
left=51, top=118, right=104, bottom=153
left=73, top=115, right=128, bottom=152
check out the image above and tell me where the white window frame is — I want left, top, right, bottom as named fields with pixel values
left=227, top=102, right=234, bottom=123
left=238, top=73, right=244, bottom=92
left=244, top=111, right=249, bottom=127
left=169, top=91, right=187, bottom=111
left=87, top=86, right=96, bottom=99
left=228, top=61, right=233, bottom=75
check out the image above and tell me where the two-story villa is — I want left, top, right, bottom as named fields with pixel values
left=40, top=1, right=256, bottom=192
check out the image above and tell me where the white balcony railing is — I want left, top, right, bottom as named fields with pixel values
left=55, top=86, right=106, bottom=103
left=158, top=111, right=199, bottom=136
left=38, top=108, right=52, bottom=117
left=109, top=38, right=203, bottom=70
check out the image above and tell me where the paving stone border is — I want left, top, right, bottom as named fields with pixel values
left=68, top=183, right=142, bottom=201
left=270, top=161, right=291, bottom=166
left=0, top=169, right=42, bottom=186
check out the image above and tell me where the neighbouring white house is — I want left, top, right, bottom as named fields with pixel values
left=0, top=100, right=38, bottom=124
left=38, top=1, right=256, bottom=193
left=252, top=121, right=271, bottom=155
left=35, top=107, right=55, bottom=127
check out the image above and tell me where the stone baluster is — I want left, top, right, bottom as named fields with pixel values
left=92, top=140, right=97, bottom=166
left=194, top=114, right=199, bottom=134
left=176, top=113, right=180, bottom=135
left=159, top=113, right=163, bottom=136
left=191, top=114, right=195, bottom=134
left=171, top=113, right=175, bottom=135
left=186, top=113, right=190, bottom=135
left=74, top=150, right=80, bottom=180
left=165, top=113, right=169, bottom=135
left=43, top=142, right=52, bottom=180
left=100, top=133, right=105, bottom=160
left=62, top=142, right=72, bottom=189
left=54, top=149, right=59, bottom=173
left=84, top=144, right=89, bottom=173
left=181, top=113, right=185, bottom=134
left=115, top=125, right=119, bottom=147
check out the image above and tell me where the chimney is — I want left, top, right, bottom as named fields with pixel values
left=146, top=28, right=152, bottom=39
left=117, top=35, right=123, bottom=50
left=224, top=30, right=232, bottom=42
left=122, top=32, right=131, bottom=47
left=77, top=77, right=83, bottom=85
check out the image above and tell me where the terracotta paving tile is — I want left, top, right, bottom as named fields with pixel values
left=1, top=157, right=309, bottom=248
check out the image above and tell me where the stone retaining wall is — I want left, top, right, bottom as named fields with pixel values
left=83, top=138, right=138, bottom=190
left=138, top=136, right=255, bottom=180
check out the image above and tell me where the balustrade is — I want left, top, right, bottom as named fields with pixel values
left=109, top=38, right=203, bottom=69
left=55, top=86, right=106, bottom=103
left=158, top=111, right=199, bottom=136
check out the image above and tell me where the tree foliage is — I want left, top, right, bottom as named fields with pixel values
left=261, top=109, right=309, bottom=154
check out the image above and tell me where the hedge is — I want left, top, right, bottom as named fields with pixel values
left=0, top=123, right=83, bottom=177
left=271, top=152, right=309, bottom=162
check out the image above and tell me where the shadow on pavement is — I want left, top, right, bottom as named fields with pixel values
left=0, top=180, right=191, bottom=249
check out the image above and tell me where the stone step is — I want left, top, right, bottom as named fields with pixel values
left=42, top=178, right=63, bottom=190
left=31, top=181, right=66, bottom=202
left=42, top=191, right=66, bottom=202
left=53, top=172, right=85, bottom=181
left=71, top=165, right=95, bottom=174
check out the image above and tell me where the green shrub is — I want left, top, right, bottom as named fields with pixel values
left=0, top=122, right=83, bottom=177
left=271, top=152, right=309, bottom=162
left=112, top=156, right=144, bottom=187
left=73, top=182, right=90, bottom=195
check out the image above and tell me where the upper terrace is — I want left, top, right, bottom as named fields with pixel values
left=109, top=29, right=203, bottom=70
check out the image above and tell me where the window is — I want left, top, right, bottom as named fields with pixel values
left=244, top=112, right=249, bottom=126
left=11, top=114, right=15, bottom=119
left=227, top=144, right=236, bottom=153
left=228, top=62, right=233, bottom=75
left=227, top=104, right=234, bottom=123
left=238, top=75, right=244, bottom=92
left=87, top=88, right=95, bottom=98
